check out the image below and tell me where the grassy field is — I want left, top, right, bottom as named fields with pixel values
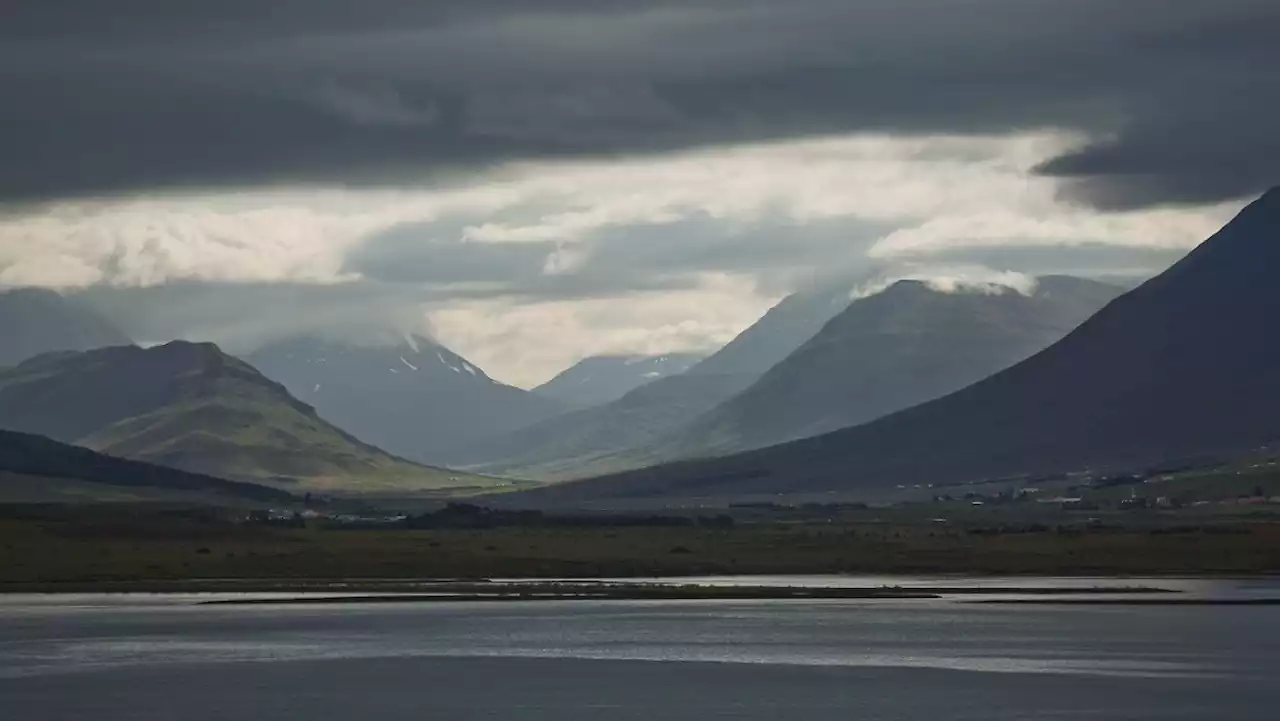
left=1, top=505, right=1278, bottom=590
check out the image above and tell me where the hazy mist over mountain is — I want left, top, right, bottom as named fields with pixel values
left=248, top=334, right=566, bottom=466
left=0, top=288, right=132, bottom=367
left=455, top=282, right=858, bottom=478
left=535, top=354, right=706, bottom=408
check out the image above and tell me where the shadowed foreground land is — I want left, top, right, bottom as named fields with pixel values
left=2, top=505, right=1278, bottom=591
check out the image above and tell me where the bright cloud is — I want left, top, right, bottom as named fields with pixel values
left=429, top=274, right=771, bottom=386
left=0, top=129, right=1241, bottom=385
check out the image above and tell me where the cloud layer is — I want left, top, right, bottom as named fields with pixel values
left=3, top=0, right=1276, bottom=207
left=0, top=132, right=1236, bottom=384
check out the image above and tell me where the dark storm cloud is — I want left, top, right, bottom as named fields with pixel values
left=2, top=0, right=1276, bottom=208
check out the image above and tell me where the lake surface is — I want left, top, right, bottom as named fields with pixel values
left=3, top=577, right=1279, bottom=720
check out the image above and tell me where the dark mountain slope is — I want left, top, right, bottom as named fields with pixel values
left=685, top=287, right=857, bottom=380
left=0, top=287, right=131, bottom=367
left=0, top=342, right=496, bottom=493
left=248, top=335, right=565, bottom=465
left=0, top=428, right=294, bottom=504
left=534, top=353, right=705, bottom=408
left=657, top=277, right=1122, bottom=457
left=457, top=285, right=855, bottom=478
left=515, top=187, right=1280, bottom=504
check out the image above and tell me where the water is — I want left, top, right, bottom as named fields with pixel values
left=2, top=578, right=1279, bottom=720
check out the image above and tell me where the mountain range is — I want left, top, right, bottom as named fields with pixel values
left=513, top=187, right=1280, bottom=505
left=0, top=341, right=498, bottom=494
left=651, top=276, right=1122, bottom=458
left=0, top=287, right=132, bottom=367
left=533, top=353, right=706, bottom=408
left=461, top=275, right=1120, bottom=479
left=247, top=334, right=566, bottom=466
left=456, top=284, right=858, bottom=478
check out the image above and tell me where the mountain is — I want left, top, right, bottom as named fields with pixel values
left=534, top=353, right=706, bottom=408
left=0, top=342, right=498, bottom=494
left=0, top=428, right=295, bottom=504
left=653, top=276, right=1123, bottom=458
left=457, top=284, right=855, bottom=478
left=687, top=284, right=861, bottom=381
left=513, top=188, right=1280, bottom=505
left=0, top=287, right=131, bottom=367
left=247, top=335, right=566, bottom=465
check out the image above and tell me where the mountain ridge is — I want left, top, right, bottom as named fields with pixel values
left=649, top=275, right=1123, bottom=458
left=507, top=187, right=1280, bottom=505
left=534, top=353, right=706, bottom=408
left=456, top=284, right=857, bottom=478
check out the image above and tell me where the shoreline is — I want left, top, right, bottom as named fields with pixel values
left=972, top=598, right=1280, bottom=606
left=1, top=571, right=1275, bottom=596
left=3, top=576, right=1277, bottom=605
left=193, top=582, right=1181, bottom=605
left=0, top=578, right=1201, bottom=598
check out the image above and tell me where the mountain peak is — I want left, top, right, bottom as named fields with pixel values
left=151, top=339, right=220, bottom=355
left=534, top=353, right=705, bottom=408
left=883, top=278, right=931, bottom=293
left=1237, top=184, right=1280, bottom=218
left=132, top=340, right=237, bottom=370
left=874, top=277, right=1026, bottom=300
left=20, top=341, right=272, bottom=396
left=247, top=332, right=565, bottom=465
left=1148, top=185, right=1280, bottom=290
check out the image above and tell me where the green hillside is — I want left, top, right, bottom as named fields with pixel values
left=0, top=342, right=502, bottom=494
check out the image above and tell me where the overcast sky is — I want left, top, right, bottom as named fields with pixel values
left=1, top=1, right=1274, bottom=385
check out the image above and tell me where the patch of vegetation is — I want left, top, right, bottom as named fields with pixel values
left=0, top=504, right=1276, bottom=590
